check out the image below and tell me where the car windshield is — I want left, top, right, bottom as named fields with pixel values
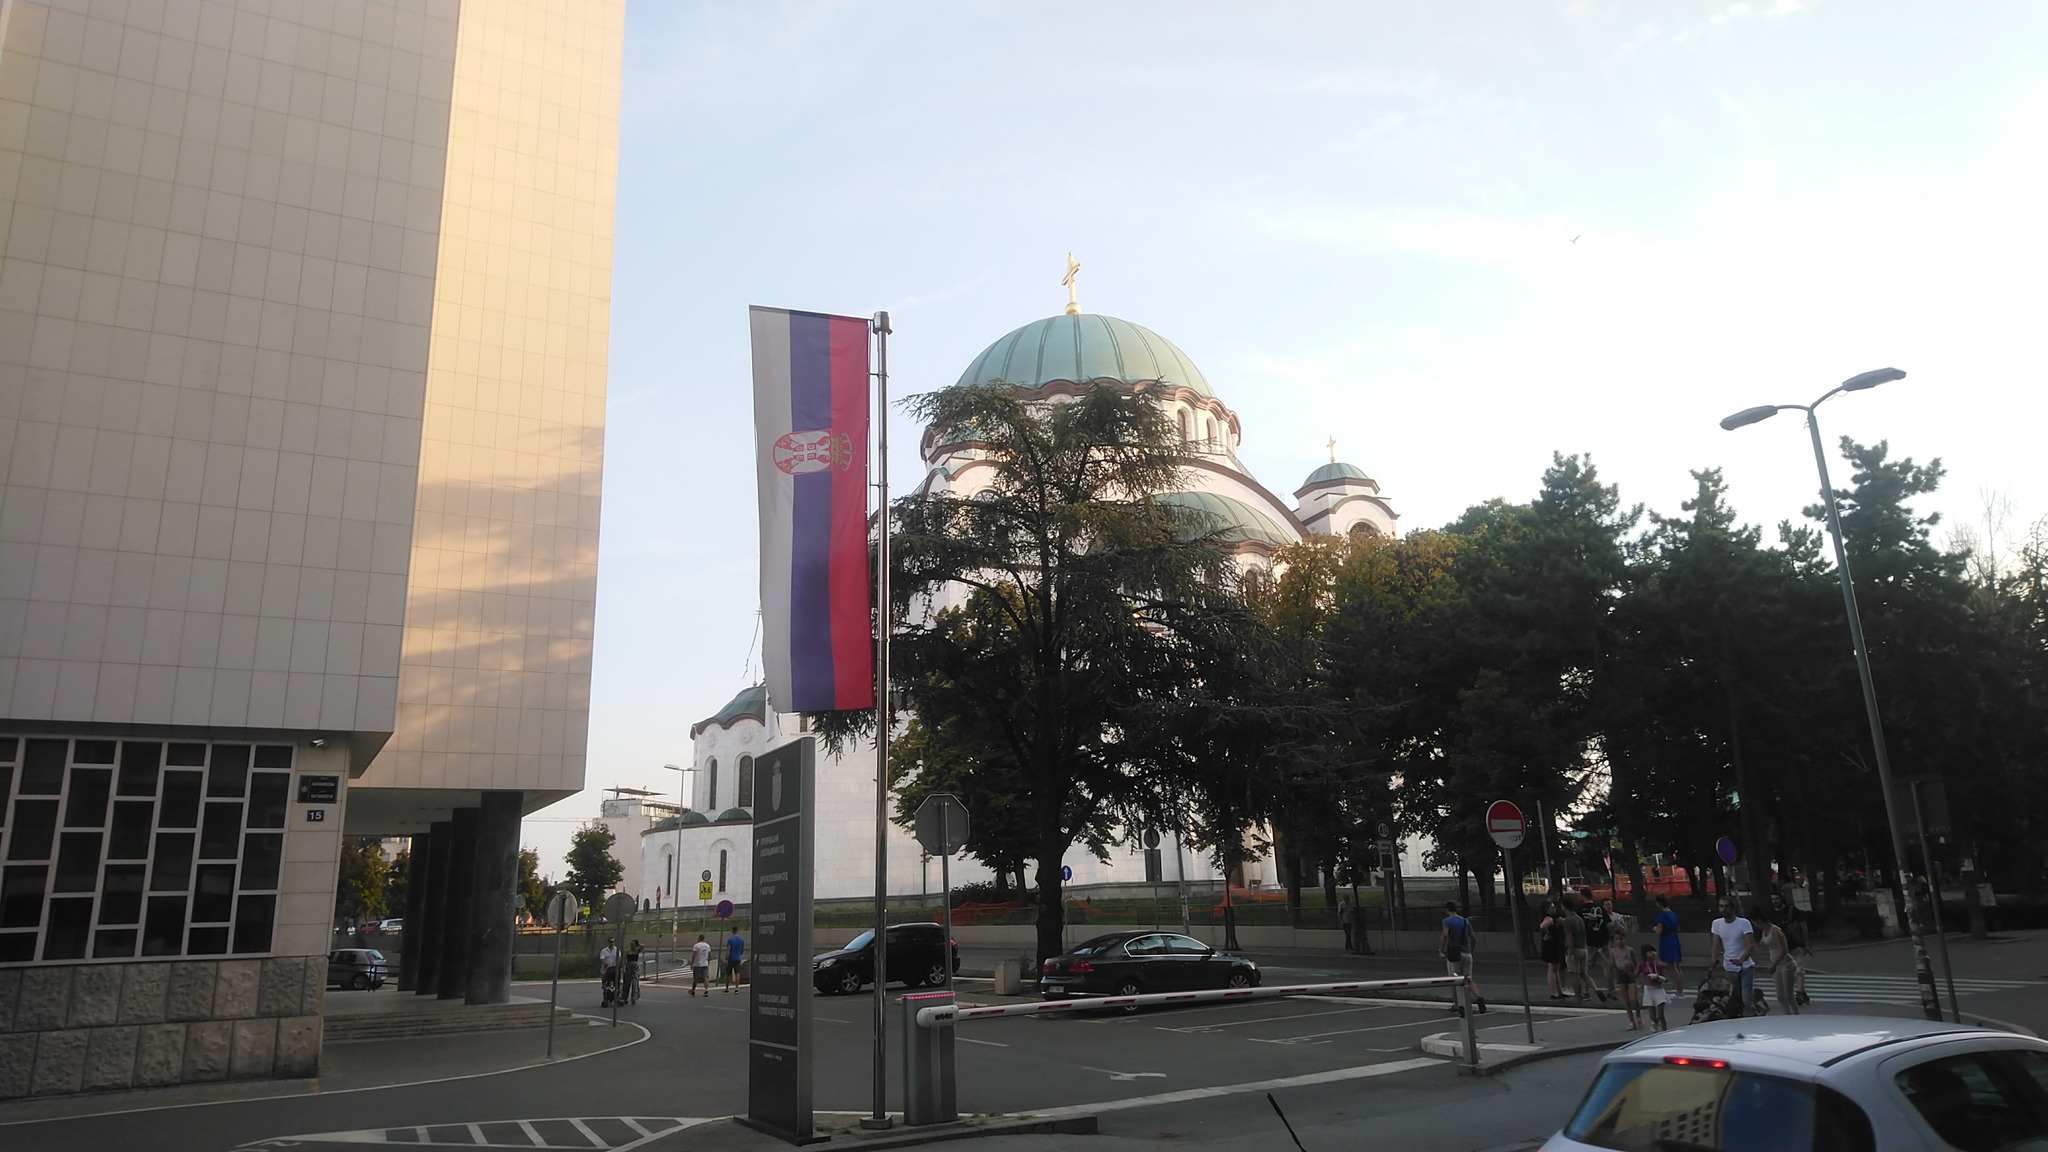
left=1068, top=936, right=1131, bottom=957
left=842, top=931, right=875, bottom=951
left=1563, top=1061, right=1873, bottom=1151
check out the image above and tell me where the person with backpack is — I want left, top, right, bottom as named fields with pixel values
left=1440, top=901, right=1489, bottom=1016
left=1581, top=897, right=1614, bottom=1002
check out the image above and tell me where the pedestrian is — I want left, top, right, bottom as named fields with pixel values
left=1651, top=894, right=1685, bottom=997
left=624, top=939, right=643, bottom=1004
left=1708, top=896, right=1758, bottom=1018
left=1539, top=900, right=1568, bottom=999
left=689, top=933, right=712, bottom=998
left=1439, top=901, right=1489, bottom=1015
left=1581, top=896, right=1614, bottom=1002
left=1337, top=896, right=1356, bottom=954
left=1755, top=908, right=1797, bottom=1015
left=1773, top=891, right=1812, bottom=1006
left=1559, top=893, right=1590, bottom=1003
left=598, top=937, right=620, bottom=1007
left=1638, top=944, right=1671, bottom=1031
left=1611, top=931, right=1641, bottom=1030
left=724, top=928, right=746, bottom=994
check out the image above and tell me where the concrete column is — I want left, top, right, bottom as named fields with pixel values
left=415, top=821, right=453, bottom=997
left=397, top=831, right=432, bottom=992
left=437, top=807, right=480, bottom=999
left=465, top=791, right=524, bottom=1005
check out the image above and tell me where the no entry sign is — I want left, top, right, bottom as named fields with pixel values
left=1486, top=800, right=1527, bottom=850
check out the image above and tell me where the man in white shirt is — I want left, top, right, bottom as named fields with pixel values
left=690, top=934, right=713, bottom=998
left=1708, top=898, right=1757, bottom=1017
left=598, top=938, right=620, bottom=1006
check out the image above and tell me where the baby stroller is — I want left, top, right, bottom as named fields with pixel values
left=601, top=964, right=620, bottom=1008
left=1690, top=968, right=1770, bottom=1023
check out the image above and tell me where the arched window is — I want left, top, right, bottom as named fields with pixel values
left=738, top=755, right=753, bottom=807
left=1204, top=416, right=1216, bottom=443
left=1177, top=409, right=1191, bottom=442
left=718, top=849, right=729, bottom=894
left=705, top=758, right=718, bottom=810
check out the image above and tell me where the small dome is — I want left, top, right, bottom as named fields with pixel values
left=1155, top=491, right=1298, bottom=550
left=714, top=807, right=753, bottom=823
left=691, top=684, right=768, bottom=738
left=1304, top=461, right=1370, bottom=486
left=956, top=314, right=1215, bottom=400
left=651, top=810, right=711, bottom=831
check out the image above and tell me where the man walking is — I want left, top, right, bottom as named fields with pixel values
left=598, top=937, right=620, bottom=1007
left=1582, top=896, right=1613, bottom=1002
left=1338, top=896, right=1356, bottom=954
left=724, top=928, right=746, bottom=994
left=1652, top=894, right=1685, bottom=996
left=1440, top=901, right=1489, bottom=1015
left=689, top=933, right=713, bottom=998
left=1559, top=893, right=1590, bottom=1003
left=1708, top=897, right=1758, bottom=1018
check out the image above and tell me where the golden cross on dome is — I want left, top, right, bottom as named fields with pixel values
left=1327, top=436, right=1337, bottom=464
left=1062, top=252, right=1082, bottom=316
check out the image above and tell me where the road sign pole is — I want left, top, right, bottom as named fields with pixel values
left=941, top=832, right=953, bottom=992
left=1505, top=846, right=1535, bottom=1044
left=1910, top=782, right=1961, bottom=1022
left=547, top=922, right=562, bottom=1058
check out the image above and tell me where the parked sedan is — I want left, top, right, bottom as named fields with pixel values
left=1038, top=931, right=1259, bottom=1007
left=1543, top=1015, right=2048, bottom=1151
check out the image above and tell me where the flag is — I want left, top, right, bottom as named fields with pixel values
left=751, top=306, right=874, bottom=713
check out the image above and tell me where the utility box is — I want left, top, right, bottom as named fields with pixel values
left=992, top=960, right=1023, bottom=995
left=901, top=990, right=957, bottom=1125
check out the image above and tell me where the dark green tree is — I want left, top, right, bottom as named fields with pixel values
left=518, top=847, right=548, bottom=921
left=334, top=837, right=389, bottom=925
left=563, top=822, right=623, bottom=914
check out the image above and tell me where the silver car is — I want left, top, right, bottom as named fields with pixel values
left=328, top=947, right=389, bottom=991
left=1543, top=1015, right=2048, bottom=1151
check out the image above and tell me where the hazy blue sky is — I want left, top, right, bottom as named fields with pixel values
left=527, top=1, right=2048, bottom=873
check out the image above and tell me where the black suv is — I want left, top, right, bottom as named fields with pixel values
left=812, top=923, right=960, bottom=995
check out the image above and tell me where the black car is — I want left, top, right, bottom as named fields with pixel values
left=1038, top=931, right=1259, bottom=1007
left=812, top=923, right=961, bottom=994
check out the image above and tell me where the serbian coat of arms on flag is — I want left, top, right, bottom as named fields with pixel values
left=749, top=307, right=875, bottom=713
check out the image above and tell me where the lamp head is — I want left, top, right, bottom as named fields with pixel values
left=1842, top=367, right=1905, bottom=391
left=1719, top=405, right=1781, bottom=431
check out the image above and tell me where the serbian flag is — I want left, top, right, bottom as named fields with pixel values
left=751, top=307, right=874, bottom=713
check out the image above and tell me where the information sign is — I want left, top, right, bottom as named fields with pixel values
left=744, top=738, right=815, bottom=1142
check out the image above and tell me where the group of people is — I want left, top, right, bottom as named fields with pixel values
left=596, top=931, right=748, bottom=1004
left=1443, top=888, right=1813, bottom=1033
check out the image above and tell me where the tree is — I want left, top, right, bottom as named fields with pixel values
left=385, top=847, right=410, bottom=918
left=518, top=847, right=548, bottom=921
left=335, top=838, right=389, bottom=925
left=563, top=822, right=623, bottom=914
left=874, top=381, right=1256, bottom=964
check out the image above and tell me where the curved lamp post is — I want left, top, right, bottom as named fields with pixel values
left=663, top=763, right=697, bottom=951
left=1719, top=367, right=1945, bottom=1021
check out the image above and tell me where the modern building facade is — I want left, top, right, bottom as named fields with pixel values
left=0, top=0, right=621, bottom=1096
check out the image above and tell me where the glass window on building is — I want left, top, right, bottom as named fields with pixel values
left=738, top=756, right=753, bottom=808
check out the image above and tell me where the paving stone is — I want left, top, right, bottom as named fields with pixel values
left=258, top=957, right=304, bottom=1017
left=31, top=1030, right=86, bottom=1095
left=229, top=1018, right=275, bottom=1079
left=273, top=1015, right=320, bottom=1078
left=166, top=962, right=216, bottom=1022
left=0, top=1034, right=35, bottom=1100
left=0, top=969, right=22, bottom=1033
left=181, top=1020, right=231, bottom=1082
left=68, top=964, right=123, bottom=1028
left=118, top=963, right=169, bottom=1025
left=134, top=1024, right=186, bottom=1087
left=15, top=968, right=74, bottom=1032
left=213, top=960, right=262, bottom=1019
left=82, top=1026, right=138, bottom=1091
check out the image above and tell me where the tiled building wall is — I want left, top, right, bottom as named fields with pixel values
left=364, top=0, right=621, bottom=800
left=0, top=0, right=462, bottom=734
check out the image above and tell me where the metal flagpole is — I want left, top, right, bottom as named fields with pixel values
left=864, top=311, right=894, bottom=1130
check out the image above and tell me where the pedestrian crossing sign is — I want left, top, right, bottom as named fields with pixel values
left=699, top=881, right=714, bottom=900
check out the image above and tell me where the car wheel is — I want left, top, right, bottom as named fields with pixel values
left=1226, top=972, right=1252, bottom=989
left=1113, top=978, right=1143, bottom=1014
left=837, top=969, right=864, bottom=996
left=349, top=973, right=370, bottom=991
left=919, top=962, right=948, bottom=987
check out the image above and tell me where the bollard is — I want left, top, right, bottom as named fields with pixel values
left=992, top=960, right=1021, bottom=996
left=1458, top=981, right=1479, bottom=1074
left=901, top=990, right=957, bottom=1125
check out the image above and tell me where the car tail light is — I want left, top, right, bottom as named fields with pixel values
left=1070, top=961, right=1093, bottom=973
left=1664, top=1056, right=1730, bottom=1069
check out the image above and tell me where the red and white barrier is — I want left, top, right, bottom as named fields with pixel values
left=913, top=975, right=1467, bottom=1028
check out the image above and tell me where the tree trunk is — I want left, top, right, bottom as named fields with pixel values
left=1619, top=829, right=1651, bottom=925
left=1033, top=846, right=1065, bottom=967
left=1281, top=833, right=1305, bottom=930
left=1321, top=857, right=1340, bottom=916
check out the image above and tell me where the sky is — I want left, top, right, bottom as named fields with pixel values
left=525, top=0, right=2048, bottom=875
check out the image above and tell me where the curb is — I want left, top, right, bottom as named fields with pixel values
left=1419, top=1030, right=1631, bottom=1074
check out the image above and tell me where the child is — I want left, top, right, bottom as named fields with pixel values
left=1611, top=934, right=1642, bottom=1030
left=1638, top=944, right=1671, bottom=1032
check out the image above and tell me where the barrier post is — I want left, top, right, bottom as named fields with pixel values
left=901, top=990, right=957, bottom=1125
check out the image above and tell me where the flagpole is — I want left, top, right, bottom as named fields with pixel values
left=863, top=310, right=894, bottom=1130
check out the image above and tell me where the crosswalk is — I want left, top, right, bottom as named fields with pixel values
left=239, top=1117, right=709, bottom=1151
left=1799, top=971, right=2036, bottom=1006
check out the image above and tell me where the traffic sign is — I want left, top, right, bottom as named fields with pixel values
left=1716, top=836, right=1738, bottom=864
left=1377, top=821, right=1392, bottom=839
left=702, top=869, right=713, bottom=883
left=914, top=793, right=970, bottom=856
left=717, top=899, right=735, bottom=919
left=545, top=889, right=578, bottom=931
left=603, top=892, right=636, bottom=925
left=698, top=881, right=714, bottom=900
left=1486, top=800, right=1526, bottom=850
left=1060, top=864, right=1072, bottom=882
left=1141, top=828, right=1162, bottom=850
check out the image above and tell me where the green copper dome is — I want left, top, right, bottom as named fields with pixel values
left=1155, top=491, right=1298, bottom=550
left=956, top=314, right=1215, bottom=400
left=1303, top=462, right=1370, bottom=486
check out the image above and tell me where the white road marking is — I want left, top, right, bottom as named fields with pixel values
left=568, top=1118, right=605, bottom=1146
left=517, top=1120, right=546, bottom=1146
left=1026, top=1057, right=1444, bottom=1120
left=1159, top=1003, right=1390, bottom=1033
left=1246, top=1016, right=1456, bottom=1045
left=468, top=1122, right=488, bottom=1143
left=233, top=1117, right=706, bottom=1149
left=957, top=1036, right=1010, bottom=1047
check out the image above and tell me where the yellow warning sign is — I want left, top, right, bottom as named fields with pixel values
left=698, top=881, right=714, bottom=900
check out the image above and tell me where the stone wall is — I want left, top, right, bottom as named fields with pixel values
left=0, top=956, right=324, bottom=1099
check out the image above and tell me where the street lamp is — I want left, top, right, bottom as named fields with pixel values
left=664, top=763, right=697, bottom=968
left=1719, top=366, right=1945, bottom=1021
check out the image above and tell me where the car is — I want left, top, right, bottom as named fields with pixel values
left=328, top=947, right=389, bottom=991
left=1038, top=930, right=1260, bottom=1008
left=375, top=918, right=404, bottom=932
left=1541, top=1014, right=2048, bottom=1151
left=812, top=923, right=960, bottom=994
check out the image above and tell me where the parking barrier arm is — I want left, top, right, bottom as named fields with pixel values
left=913, top=975, right=1466, bottom=1028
